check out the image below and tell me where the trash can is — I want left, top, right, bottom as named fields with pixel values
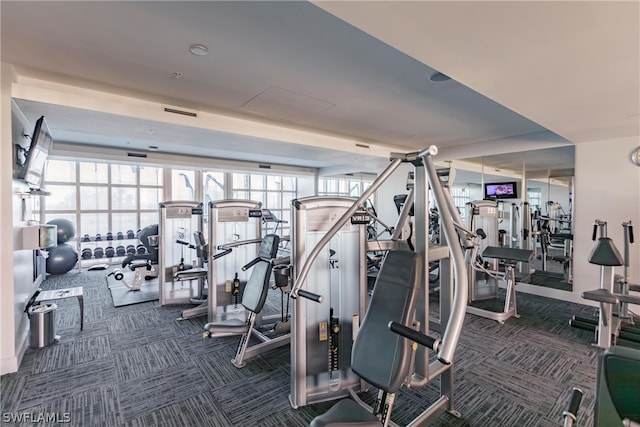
left=28, top=303, right=58, bottom=348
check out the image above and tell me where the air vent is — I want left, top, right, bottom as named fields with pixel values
left=163, top=106, right=198, bottom=118
left=127, top=152, right=147, bottom=158
left=355, top=143, right=370, bottom=149
left=258, top=164, right=271, bottom=169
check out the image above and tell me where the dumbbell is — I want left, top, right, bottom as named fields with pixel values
left=105, top=246, right=116, bottom=258
left=126, top=230, right=135, bottom=239
left=116, top=231, right=124, bottom=240
left=93, top=247, right=105, bottom=258
left=126, top=245, right=136, bottom=255
left=106, top=232, right=114, bottom=241
left=136, top=244, right=147, bottom=255
left=81, top=248, right=93, bottom=260
left=81, top=234, right=91, bottom=242
left=95, top=233, right=103, bottom=241
left=116, top=245, right=126, bottom=257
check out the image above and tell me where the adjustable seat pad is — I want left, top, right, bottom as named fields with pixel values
left=310, top=250, right=422, bottom=427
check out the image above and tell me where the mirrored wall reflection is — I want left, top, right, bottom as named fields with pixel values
left=455, top=146, right=575, bottom=292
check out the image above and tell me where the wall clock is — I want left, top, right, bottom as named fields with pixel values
left=632, top=146, right=640, bottom=166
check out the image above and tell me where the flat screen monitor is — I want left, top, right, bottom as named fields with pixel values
left=17, top=116, right=52, bottom=189
left=484, top=181, right=518, bottom=200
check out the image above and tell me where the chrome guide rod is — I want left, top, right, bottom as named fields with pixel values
left=290, top=156, right=404, bottom=298
left=420, top=146, right=468, bottom=365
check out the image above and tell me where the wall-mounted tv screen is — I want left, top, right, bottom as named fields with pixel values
left=484, top=181, right=518, bottom=200
left=17, top=116, right=52, bottom=189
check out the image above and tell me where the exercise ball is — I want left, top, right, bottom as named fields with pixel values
left=47, top=218, right=76, bottom=244
left=46, top=244, right=78, bottom=275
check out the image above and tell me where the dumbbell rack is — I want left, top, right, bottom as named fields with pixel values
left=75, top=231, right=143, bottom=272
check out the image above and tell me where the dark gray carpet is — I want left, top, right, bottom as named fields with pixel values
left=106, top=272, right=159, bottom=307
left=1, top=269, right=602, bottom=426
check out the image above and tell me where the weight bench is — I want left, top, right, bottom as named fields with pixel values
left=203, top=234, right=289, bottom=368
left=468, top=245, right=533, bottom=324
left=310, top=250, right=423, bottom=427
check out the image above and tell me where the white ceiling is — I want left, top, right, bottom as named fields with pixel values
left=2, top=1, right=637, bottom=176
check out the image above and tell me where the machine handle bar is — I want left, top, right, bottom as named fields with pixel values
left=176, top=239, right=196, bottom=249
left=388, top=321, right=441, bottom=353
left=242, top=257, right=261, bottom=271
left=562, top=387, right=583, bottom=427
left=296, top=289, right=324, bottom=303
left=623, top=221, right=634, bottom=244
left=212, top=248, right=232, bottom=260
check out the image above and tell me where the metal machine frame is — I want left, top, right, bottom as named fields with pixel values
left=289, top=146, right=470, bottom=426
left=158, top=201, right=205, bottom=307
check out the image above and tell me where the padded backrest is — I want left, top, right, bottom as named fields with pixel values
left=242, top=234, right=280, bottom=313
left=193, top=231, right=208, bottom=261
left=604, top=346, right=640, bottom=422
left=351, top=250, right=422, bottom=393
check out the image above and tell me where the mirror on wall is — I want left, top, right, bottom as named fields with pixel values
left=453, top=145, right=575, bottom=292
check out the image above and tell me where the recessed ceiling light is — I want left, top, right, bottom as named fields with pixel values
left=429, top=71, right=451, bottom=82
left=189, top=43, right=209, bottom=56
left=146, top=129, right=155, bottom=135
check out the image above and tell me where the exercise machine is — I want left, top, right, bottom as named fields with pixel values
left=204, top=234, right=290, bottom=368
left=107, top=224, right=159, bottom=291
left=207, top=200, right=263, bottom=323
left=175, top=230, right=209, bottom=319
left=158, top=201, right=206, bottom=307
left=309, top=250, right=423, bottom=427
left=465, top=201, right=533, bottom=323
left=289, top=196, right=369, bottom=407
left=563, top=346, right=640, bottom=427
left=291, top=146, right=469, bottom=425
left=569, top=220, right=640, bottom=348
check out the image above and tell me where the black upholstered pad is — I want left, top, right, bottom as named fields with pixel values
left=241, top=234, right=280, bottom=313
left=582, top=289, right=619, bottom=305
left=206, top=318, right=249, bottom=335
left=309, top=398, right=381, bottom=427
left=603, top=346, right=640, bottom=423
left=351, top=250, right=422, bottom=392
left=588, top=237, right=624, bottom=266
left=482, top=246, right=534, bottom=263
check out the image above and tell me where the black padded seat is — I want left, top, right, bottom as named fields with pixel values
left=310, top=399, right=380, bottom=427
left=310, top=250, right=422, bottom=427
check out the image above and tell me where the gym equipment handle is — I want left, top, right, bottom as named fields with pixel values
left=388, top=321, right=440, bottom=353
left=176, top=239, right=196, bottom=249
left=562, top=387, right=583, bottom=427
left=592, top=224, right=598, bottom=241
left=242, top=257, right=261, bottom=271
left=212, top=248, right=232, bottom=260
left=296, top=289, right=324, bottom=303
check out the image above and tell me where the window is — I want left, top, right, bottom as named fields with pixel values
left=318, top=176, right=374, bottom=201
left=232, top=172, right=298, bottom=236
left=528, top=189, right=542, bottom=213
left=40, top=160, right=164, bottom=242
left=450, top=185, right=470, bottom=220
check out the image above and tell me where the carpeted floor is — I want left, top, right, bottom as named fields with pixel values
left=1, top=268, right=601, bottom=426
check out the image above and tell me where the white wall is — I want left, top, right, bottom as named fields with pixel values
left=1, top=63, right=34, bottom=375
left=571, top=136, right=640, bottom=305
